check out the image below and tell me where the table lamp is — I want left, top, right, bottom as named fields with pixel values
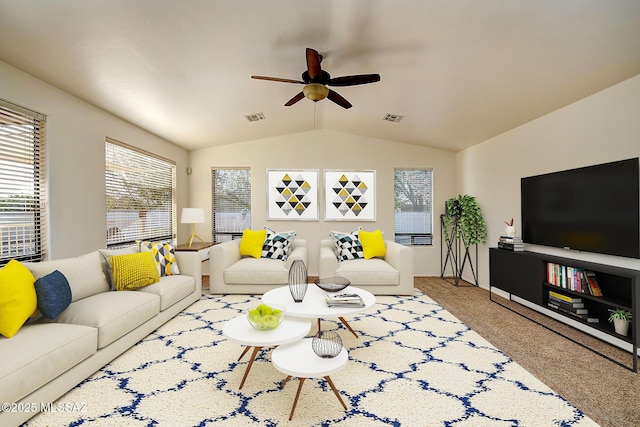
left=181, top=208, right=205, bottom=247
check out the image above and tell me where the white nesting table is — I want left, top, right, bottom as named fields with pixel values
left=262, top=283, right=376, bottom=337
left=222, top=315, right=311, bottom=389
left=272, top=338, right=349, bottom=420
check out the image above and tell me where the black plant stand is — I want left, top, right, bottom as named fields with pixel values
left=440, top=214, right=478, bottom=287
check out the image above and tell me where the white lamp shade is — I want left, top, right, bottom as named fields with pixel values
left=181, top=208, right=205, bottom=224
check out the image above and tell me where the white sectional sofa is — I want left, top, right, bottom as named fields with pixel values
left=319, top=239, right=414, bottom=295
left=209, top=238, right=307, bottom=294
left=0, top=249, right=202, bottom=427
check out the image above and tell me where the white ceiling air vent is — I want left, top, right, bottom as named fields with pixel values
left=383, top=113, right=404, bottom=123
left=245, top=112, right=265, bottom=122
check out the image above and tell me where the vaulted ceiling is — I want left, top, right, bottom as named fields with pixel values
left=1, top=1, right=639, bottom=152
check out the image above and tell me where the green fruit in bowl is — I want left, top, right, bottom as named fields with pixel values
left=247, top=304, right=285, bottom=330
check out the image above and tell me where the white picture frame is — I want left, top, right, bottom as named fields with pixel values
left=324, top=170, right=376, bottom=221
left=267, top=169, right=319, bottom=220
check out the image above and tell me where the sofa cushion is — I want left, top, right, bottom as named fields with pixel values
left=0, top=260, right=37, bottom=338
left=359, top=229, right=386, bottom=259
left=335, top=258, right=400, bottom=286
left=262, top=227, right=296, bottom=261
left=0, top=322, right=97, bottom=404
left=23, top=251, right=110, bottom=302
left=34, top=270, right=72, bottom=319
left=98, top=246, right=140, bottom=290
left=138, top=274, right=195, bottom=311
left=329, top=227, right=364, bottom=261
left=240, top=228, right=267, bottom=258
left=224, top=257, right=288, bottom=285
left=110, top=252, right=160, bottom=291
left=54, top=291, right=160, bottom=348
left=139, top=240, right=181, bottom=276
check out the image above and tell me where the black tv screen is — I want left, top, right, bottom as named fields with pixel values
left=521, top=158, right=640, bottom=259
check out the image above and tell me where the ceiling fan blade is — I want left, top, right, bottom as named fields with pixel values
left=306, top=48, right=322, bottom=80
left=251, top=75, right=304, bottom=84
left=327, top=89, right=352, bottom=109
left=284, top=91, right=305, bottom=106
left=328, top=74, right=381, bottom=86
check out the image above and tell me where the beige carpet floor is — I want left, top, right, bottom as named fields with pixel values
left=415, top=277, right=640, bottom=427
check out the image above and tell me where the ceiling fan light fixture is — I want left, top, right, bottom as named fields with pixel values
left=303, top=83, right=329, bottom=102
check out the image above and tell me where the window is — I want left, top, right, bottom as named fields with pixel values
left=394, top=168, right=433, bottom=246
left=212, top=168, right=251, bottom=243
left=0, top=100, right=47, bottom=264
left=105, top=138, right=176, bottom=247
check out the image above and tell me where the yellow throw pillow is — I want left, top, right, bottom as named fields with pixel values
left=110, top=252, right=160, bottom=291
left=239, top=228, right=267, bottom=258
left=0, top=259, right=37, bottom=338
left=359, top=229, right=386, bottom=260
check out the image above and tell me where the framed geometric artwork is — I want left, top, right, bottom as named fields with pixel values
left=324, top=170, right=376, bottom=221
left=267, top=169, right=319, bottom=220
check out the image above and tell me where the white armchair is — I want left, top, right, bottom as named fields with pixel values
left=210, top=238, right=307, bottom=294
left=319, top=239, right=414, bottom=295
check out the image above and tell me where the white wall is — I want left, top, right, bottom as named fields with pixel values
left=0, top=60, right=191, bottom=258
left=188, top=129, right=457, bottom=276
left=458, top=74, right=640, bottom=288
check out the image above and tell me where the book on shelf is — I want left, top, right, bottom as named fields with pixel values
left=548, top=295, right=584, bottom=308
left=547, top=301, right=588, bottom=314
left=556, top=308, right=599, bottom=323
left=548, top=290, right=582, bottom=304
left=578, top=270, right=592, bottom=296
left=325, top=293, right=365, bottom=307
left=586, top=271, right=603, bottom=296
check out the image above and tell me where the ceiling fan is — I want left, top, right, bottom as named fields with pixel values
left=251, top=48, right=381, bottom=109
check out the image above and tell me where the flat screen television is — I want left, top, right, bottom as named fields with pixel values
left=521, top=157, right=640, bottom=259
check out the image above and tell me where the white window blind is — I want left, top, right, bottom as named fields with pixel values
left=212, top=168, right=251, bottom=243
left=394, top=168, right=433, bottom=246
left=105, top=138, right=176, bottom=247
left=0, top=100, right=47, bottom=264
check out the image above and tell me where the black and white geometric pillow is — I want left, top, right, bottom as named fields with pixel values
left=262, top=227, right=296, bottom=261
left=329, top=227, right=363, bottom=261
left=139, top=241, right=180, bottom=276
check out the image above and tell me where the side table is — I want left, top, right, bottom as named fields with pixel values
left=175, top=242, right=215, bottom=289
left=271, top=338, right=348, bottom=420
left=222, top=315, right=311, bottom=389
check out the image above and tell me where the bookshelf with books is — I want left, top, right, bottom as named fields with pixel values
left=489, top=248, right=640, bottom=372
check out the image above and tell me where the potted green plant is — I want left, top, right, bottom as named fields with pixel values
left=608, top=308, right=632, bottom=336
left=443, top=194, right=488, bottom=248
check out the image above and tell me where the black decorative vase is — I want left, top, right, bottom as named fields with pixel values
left=312, top=330, right=343, bottom=358
left=288, top=259, right=308, bottom=303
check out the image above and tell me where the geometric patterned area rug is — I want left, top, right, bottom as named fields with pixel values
left=23, top=290, right=599, bottom=426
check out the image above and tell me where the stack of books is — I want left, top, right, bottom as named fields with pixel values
left=546, top=263, right=603, bottom=296
left=547, top=290, right=599, bottom=323
left=498, top=236, right=524, bottom=251
left=325, top=293, right=365, bottom=308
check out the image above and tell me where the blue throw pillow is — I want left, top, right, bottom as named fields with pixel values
left=34, top=270, right=72, bottom=319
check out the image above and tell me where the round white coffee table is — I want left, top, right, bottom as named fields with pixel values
left=222, top=315, right=311, bottom=389
left=262, top=283, right=376, bottom=337
left=271, top=338, right=348, bottom=420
